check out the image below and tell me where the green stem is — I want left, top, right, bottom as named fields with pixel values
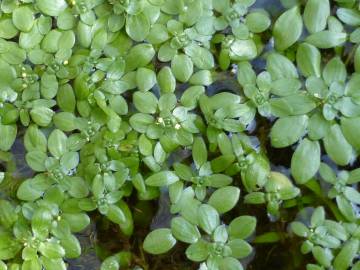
left=345, top=44, right=358, bottom=66
left=304, top=179, right=346, bottom=222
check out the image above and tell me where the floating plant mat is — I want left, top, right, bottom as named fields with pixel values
left=1, top=0, right=360, bottom=269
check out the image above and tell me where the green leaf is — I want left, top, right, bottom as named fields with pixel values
left=179, top=0, right=203, bottom=25
left=296, top=43, right=321, bottom=77
left=270, top=93, right=317, bottom=117
left=60, top=234, right=81, bottom=259
left=184, top=44, right=214, bottom=70
left=323, top=125, right=353, bottom=166
left=129, top=113, right=154, bottom=133
left=305, top=31, right=347, bottom=49
left=208, top=186, right=240, bottom=214
left=143, top=228, right=176, bottom=255
left=181, top=86, right=205, bottom=109
left=303, top=0, right=330, bottom=34
left=12, top=6, right=34, bottom=32
left=311, top=207, right=325, bottom=227
left=227, top=239, right=253, bottom=259
left=242, top=155, right=270, bottom=192
left=270, top=115, right=308, bottom=148
left=41, top=73, right=58, bottom=99
left=136, top=68, right=157, bottom=92
left=37, top=0, right=67, bottom=16
left=344, top=187, right=360, bottom=204
left=169, top=181, right=185, bottom=205
left=337, top=195, right=356, bottom=222
left=39, top=242, right=65, bottom=259
left=57, top=9, right=76, bottom=30
left=60, top=151, right=79, bottom=172
left=0, top=124, right=16, bottom=151
left=228, top=216, right=257, bottom=240
left=271, top=78, right=301, bottom=96
left=266, top=53, right=298, bottom=79
left=273, top=6, right=303, bottom=51
left=41, top=258, right=66, bottom=270
left=355, top=46, right=360, bottom=73
left=0, top=200, right=17, bottom=229
left=207, top=174, right=232, bottom=188
left=48, top=129, right=67, bottom=158
left=25, top=151, right=47, bottom=171
left=30, top=107, right=54, bottom=127
left=57, top=84, right=76, bottom=113
left=190, top=70, right=213, bottom=86
left=308, top=113, right=331, bottom=140
left=17, top=175, right=51, bottom=201
left=197, top=204, right=220, bottom=235
left=0, top=233, right=21, bottom=260
left=145, top=171, right=179, bottom=186
left=0, top=261, right=7, bottom=270
left=126, top=13, right=150, bottom=42
left=147, top=23, right=169, bottom=44
left=333, top=239, right=359, bottom=270
left=218, top=257, right=244, bottom=270
left=105, top=204, right=126, bottom=225
left=253, top=232, right=282, bottom=243
left=217, top=132, right=233, bottom=155
left=230, top=39, right=258, bottom=61
left=171, top=54, right=193, bottom=83
left=0, top=18, right=18, bottom=39
left=185, top=239, right=209, bottom=262
left=180, top=197, right=201, bottom=225
left=138, top=134, right=153, bottom=157
left=213, top=224, right=228, bottom=243
left=290, top=221, right=309, bottom=237
left=209, top=92, right=241, bottom=109
left=192, top=137, right=207, bottom=169
left=157, top=67, right=176, bottom=93
left=323, top=57, right=346, bottom=85
left=158, top=42, right=177, bottom=62
left=337, top=8, right=360, bottom=26
left=53, top=112, right=76, bottom=132
left=312, top=246, right=333, bottom=268
left=245, top=11, right=271, bottom=33
left=319, top=163, right=336, bottom=184
left=341, top=117, right=360, bottom=150
left=125, top=44, right=155, bottom=72
left=21, top=259, right=42, bottom=270
left=237, top=61, right=256, bottom=86
left=210, top=155, right=236, bottom=173
left=291, top=139, right=321, bottom=184
left=171, top=216, right=200, bottom=244
left=101, top=256, right=120, bottom=270
left=133, top=91, right=158, bottom=114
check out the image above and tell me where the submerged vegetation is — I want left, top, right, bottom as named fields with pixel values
left=1, top=0, right=360, bottom=269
